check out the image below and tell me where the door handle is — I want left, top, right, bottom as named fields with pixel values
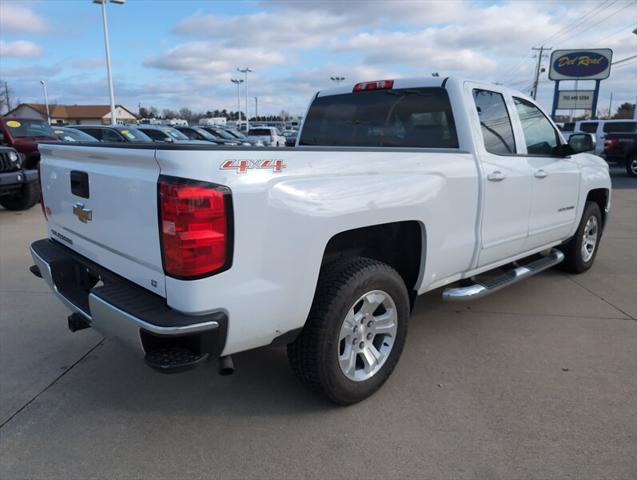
left=534, top=169, right=548, bottom=179
left=487, top=170, right=506, bottom=182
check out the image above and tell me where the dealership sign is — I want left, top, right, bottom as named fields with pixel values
left=557, top=90, right=595, bottom=110
left=549, top=49, right=612, bottom=80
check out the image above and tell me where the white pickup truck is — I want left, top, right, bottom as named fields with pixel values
left=31, top=77, right=610, bottom=404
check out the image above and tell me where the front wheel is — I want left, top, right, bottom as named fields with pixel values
left=559, top=201, right=603, bottom=274
left=287, top=257, right=409, bottom=405
left=626, top=157, right=637, bottom=178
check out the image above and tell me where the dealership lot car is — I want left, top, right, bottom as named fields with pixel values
left=0, top=145, right=39, bottom=210
left=73, top=125, right=153, bottom=143
left=138, top=125, right=210, bottom=144
left=246, top=126, right=285, bottom=146
left=53, top=127, right=99, bottom=143
left=0, top=117, right=59, bottom=170
left=31, top=77, right=610, bottom=404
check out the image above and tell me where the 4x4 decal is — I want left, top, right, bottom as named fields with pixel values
left=220, top=159, right=286, bottom=174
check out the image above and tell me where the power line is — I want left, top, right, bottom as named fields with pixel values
left=538, top=0, right=615, bottom=46
left=612, top=54, right=637, bottom=65
left=549, top=1, right=636, bottom=45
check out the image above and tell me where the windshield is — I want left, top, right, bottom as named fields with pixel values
left=225, top=128, right=246, bottom=139
left=192, top=127, right=219, bottom=141
left=117, top=128, right=153, bottom=142
left=299, top=87, right=458, bottom=148
left=53, top=128, right=98, bottom=142
left=209, top=128, right=236, bottom=140
left=4, top=119, right=56, bottom=138
left=162, top=127, right=190, bottom=141
left=249, top=128, right=273, bottom=136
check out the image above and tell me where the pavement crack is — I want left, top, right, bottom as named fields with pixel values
left=567, top=276, right=636, bottom=321
left=0, top=339, right=104, bottom=431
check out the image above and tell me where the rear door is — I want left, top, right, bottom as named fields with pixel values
left=39, top=143, right=166, bottom=296
left=511, top=96, right=580, bottom=249
left=470, top=87, right=533, bottom=267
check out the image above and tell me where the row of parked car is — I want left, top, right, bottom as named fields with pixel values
left=51, top=123, right=293, bottom=148
left=558, top=119, right=637, bottom=177
left=0, top=116, right=301, bottom=211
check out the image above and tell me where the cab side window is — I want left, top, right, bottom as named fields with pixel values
left=472, top=89, right=516, bottom=155
left=513, top=97, right=559, bottom=155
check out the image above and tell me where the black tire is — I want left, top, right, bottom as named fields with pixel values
left=626, top=157, right=637, bottom=178
left=287, top=256, right=409, bottom=405
left=0, top=181, right=40, bottom=211
left=559, top=201, right=602, bottom=274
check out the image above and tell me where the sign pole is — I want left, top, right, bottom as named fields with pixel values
left=591, top=80, right=601, bottom=120
left=551, top=80, right=560, bottom=120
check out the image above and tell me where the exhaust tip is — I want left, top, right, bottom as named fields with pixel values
left=218, top=355, right=235, bottom=376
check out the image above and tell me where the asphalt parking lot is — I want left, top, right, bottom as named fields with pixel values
left=0, top=167, right=635, bottom=480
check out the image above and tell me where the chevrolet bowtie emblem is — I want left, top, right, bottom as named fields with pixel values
left=73, top=203, right=92, bottom=223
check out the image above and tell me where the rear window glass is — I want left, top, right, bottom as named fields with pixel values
left=602, top=121, right=636, bottom=133
left=249, top=128, right=272, bottom=136
left=579, top=122, right=598, bottom=133
left=299, top=87, right=458, bottom=148
left=3, top=119, right=56, bottom=138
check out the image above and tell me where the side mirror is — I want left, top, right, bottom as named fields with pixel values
left=568, top=133, right=596, bottom=154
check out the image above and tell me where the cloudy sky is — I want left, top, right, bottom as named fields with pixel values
left=0, top=0, right=635, bottom=116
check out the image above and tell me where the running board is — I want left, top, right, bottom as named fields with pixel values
left=442, top=249, right=565, bottom=302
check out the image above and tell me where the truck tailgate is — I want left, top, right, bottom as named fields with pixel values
left=38, top=144, right=166, bottom=297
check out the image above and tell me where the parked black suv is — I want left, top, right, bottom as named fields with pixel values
left=0, top=146, right=39, bottom=210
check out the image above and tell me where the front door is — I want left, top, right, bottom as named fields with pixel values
left=512, top=97, right=580, bottom=249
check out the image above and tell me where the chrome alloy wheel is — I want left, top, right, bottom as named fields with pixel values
left=337, top=290, right=397, bottom=382
left=581, top=215, right=599, bottom=263
left=630, top=158, right=637, bottom=176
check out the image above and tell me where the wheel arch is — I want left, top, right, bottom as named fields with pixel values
left=321, top=220, right=426, bottom=309
left=585, top=188, right=609, bottom=229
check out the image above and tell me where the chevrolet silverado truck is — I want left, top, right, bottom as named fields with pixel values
left=30, top=78, right=611, bottom=404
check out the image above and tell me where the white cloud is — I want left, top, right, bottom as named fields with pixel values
left=173, top=10, right=358, bottom=48
left=144, top=41, right=286, bottom=86
left=0, top=3, right=48, bottom=34
left=0, top=40, right=42, bottom=58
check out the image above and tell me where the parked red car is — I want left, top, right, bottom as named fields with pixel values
left=0, top=117, right=59, bottom=169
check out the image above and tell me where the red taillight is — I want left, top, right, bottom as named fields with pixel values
left=158, top=176, right=232, bottom=279
left=604, top=138, right=617, bottom=152
left=353, top=80, right=394, bottom=92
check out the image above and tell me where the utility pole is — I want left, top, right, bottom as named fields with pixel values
left=93, top=0, right=125, bottom=125
left=237, top=67, right=253, bottom=131
left=607, top=92, right=613, bottom=119
left=254, top=96, right=258, bottom=119
left=230, top=78, right=244, bottom=124
left=3, top=81, right=10, bottom=113
left=531, top=46, right=551, bottom=100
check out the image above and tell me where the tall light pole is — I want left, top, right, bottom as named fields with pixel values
left=237, top=67, right=253, bottom=131
left=230, top=78, right=243, bottom=125
left=254, top=96, right=258, bottom=120
left=39, top=80, right=50, bottom=124
left=93, top=0, right=124, bottom=125
left=330, top=76, right=345, bottom=84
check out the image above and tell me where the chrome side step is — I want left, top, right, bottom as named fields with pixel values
left=442, top=249, right=565, bottom=302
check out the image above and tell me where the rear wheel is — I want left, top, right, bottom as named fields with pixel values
left=287, top=256, right=409, bottom=405
left=0, top=181, right=40, bottom=211
left=560, top=201, right=602, bottom=274
left=626, top=157, right=637, bottom=178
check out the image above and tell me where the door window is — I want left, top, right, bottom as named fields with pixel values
left=513, top=97, right=559, bottom=155
left=579, top=122, right=598, bottom=133
left=472, top=89, right=516, bottom=155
